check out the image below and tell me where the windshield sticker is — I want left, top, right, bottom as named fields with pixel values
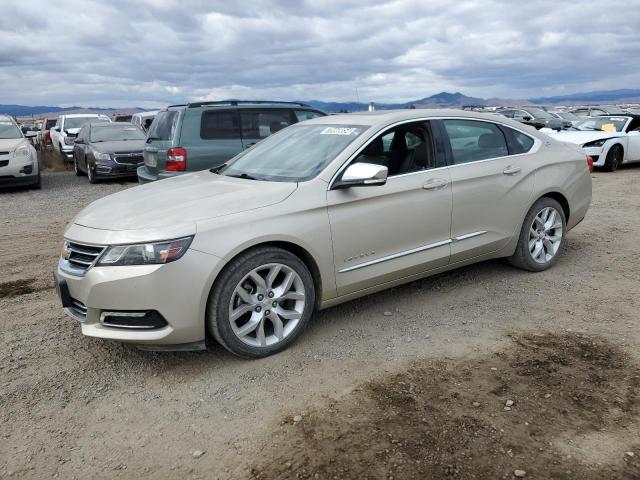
left=601, top=123, right=616, bottom=132
left=320, top=127, right=359, bottom=136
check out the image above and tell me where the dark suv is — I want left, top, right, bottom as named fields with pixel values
left=137, top=101, right=326, bottom=183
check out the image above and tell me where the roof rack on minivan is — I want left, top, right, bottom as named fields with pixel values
left=185, top=100, right=312, bottom=108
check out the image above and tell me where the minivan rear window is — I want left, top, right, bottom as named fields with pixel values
left=148, top=111, right=178, bottom=141
left=200, top=111, right=241, bottom=140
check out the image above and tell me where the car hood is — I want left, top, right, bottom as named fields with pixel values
left=547, top=130, right=621, bottom=145
left=0, top=138, right=26, bottom=151
left=73, top=171, right=297, bottom=231
left=90, top=140, right=146, bottom=153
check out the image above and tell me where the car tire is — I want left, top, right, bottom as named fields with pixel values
left=87, top=163, right=98, bottom=184
left=74, top=157, right=83, bottom=176
left=509, top=197, right=566, bottom=272
left=207, top=247, right=315, bottom=358
left=31, top=172, right=41, bottom=190
left=603, top=144, right=622, bottom=172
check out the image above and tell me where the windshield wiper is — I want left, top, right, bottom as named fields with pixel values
left=225, top=172, right=258, bottom=180
left=209, top=163, right=227, bottom=173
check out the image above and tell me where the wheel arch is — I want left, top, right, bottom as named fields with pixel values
left=208, top=240, right=324, bottom=310
left=540, top=191, right=570, bottom=223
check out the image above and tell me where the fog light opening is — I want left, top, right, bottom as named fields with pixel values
left=99, top=310, right=168, bottom=329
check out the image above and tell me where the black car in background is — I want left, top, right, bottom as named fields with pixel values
left=496, top=107, right=571, bottom=131
left=72, top=123, right=146, bottom=183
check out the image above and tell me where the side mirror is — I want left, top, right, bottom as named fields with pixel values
left=24, top=131, right=37, bottom=138
left=523, top=116, right=532, bottom=122
left=74, top=137, right=84, bottom=144
left=333, top=163, right=388, bottom=189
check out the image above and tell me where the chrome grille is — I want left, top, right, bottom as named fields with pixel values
left=59, top=240, right=106, bottom=276
left=113, top=152, right=144, bottom=165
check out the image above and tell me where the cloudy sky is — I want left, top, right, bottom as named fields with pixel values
left=1, top=0, right=639, bottom=107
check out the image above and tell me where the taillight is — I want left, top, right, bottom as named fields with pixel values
left=586, top=155, right=593, bottom=173
left=44, top=131, right=51, bottom=143
left=166, top=147, right=187, bottom=171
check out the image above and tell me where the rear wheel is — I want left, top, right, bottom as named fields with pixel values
left=509, top=197, right=566, bottom=272
left=74, top=157, right=83, bottom=176
left=207, top=247, right=315, bottom=358
left=603, top=144, right=622, bottom=172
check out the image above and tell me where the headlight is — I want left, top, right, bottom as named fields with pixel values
left=13, top=144, right=30, bottom=158
left=97, top=237, right=193, bottom=266
left=92, top=149, right=111, bottom=161
left=583, top=139, right=609, bottom=148
left=64, top=136, right=76, bottom=145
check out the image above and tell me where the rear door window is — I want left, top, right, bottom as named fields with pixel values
left=443, top=119, right=509, bottom=164
left=148, top=110, right=179, bottom=141
left=200, top=110, right=241, bottom=140
left=240, top=109, right=294, bottom=140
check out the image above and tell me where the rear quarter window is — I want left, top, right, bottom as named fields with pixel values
left=501, top=126, right=535, bottom=154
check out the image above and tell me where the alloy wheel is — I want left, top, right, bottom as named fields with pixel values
left=528, top=206, right=563, bottom=264
left=228, top=263, right=306, bottom=347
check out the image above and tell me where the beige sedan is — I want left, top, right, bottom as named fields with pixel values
left=55, top=110, right=592, bottom=357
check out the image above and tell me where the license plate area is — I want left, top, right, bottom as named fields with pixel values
left=146, top=152, right=157, bottom=167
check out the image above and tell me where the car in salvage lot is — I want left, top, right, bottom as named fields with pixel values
left=0, top=115, right=40, bottom=188
left=54, top=109, right=592, bottom=358
left=50, top=113, right=111, bottom=162
left=72, top=122, right=147, bottom=183
left=137, top=100, right=326, bottom=183
left=549, top=114, right=640, bottom=171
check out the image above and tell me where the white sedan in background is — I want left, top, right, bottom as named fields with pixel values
left=549, top=115, right=640, bottom=171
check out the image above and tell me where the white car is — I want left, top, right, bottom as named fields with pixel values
left=549, top=115, right=640, bottom=171
left=0, top=115, right=40, bottom=188
left=50, top=114, right=111, bottom=162
left=131, top=110, right=159, bottom=132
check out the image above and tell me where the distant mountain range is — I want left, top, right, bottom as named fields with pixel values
left=2, top=88, right=640, bottom=117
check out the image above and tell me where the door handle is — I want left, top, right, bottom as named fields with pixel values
left=422, top=178, right=448, bottom=190
left=503, top=165, right=522, bottom=175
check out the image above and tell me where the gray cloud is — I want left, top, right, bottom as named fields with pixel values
left=1, top=0, right=639, bottom=107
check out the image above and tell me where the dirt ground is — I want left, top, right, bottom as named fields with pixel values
left=1, top=152, right=639, bottom=479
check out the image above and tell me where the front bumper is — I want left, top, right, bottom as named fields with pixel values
left=56, top=247, right=223, bottom=346
left=583, top=146, right=604, bottom=166
left=0, top=157, right=39, bottom=186
left=95, top=160, right=142, bottom=178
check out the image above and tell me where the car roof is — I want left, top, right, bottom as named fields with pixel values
left=301, top=108, right=536, bottom=131
left=62, top=113, right=109, bottom=118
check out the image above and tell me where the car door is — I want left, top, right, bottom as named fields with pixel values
left=239, top=109, right=296, bottom=150
left=437, top=118, right=536, bottom=263
left=327, top=120, right=452, bottom=296
left=624, top=118, right=640, bottom=161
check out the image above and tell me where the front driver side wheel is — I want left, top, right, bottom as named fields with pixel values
left=207, top=247, right=315, bottom=358
left=509, top=197, right=566, bottom=272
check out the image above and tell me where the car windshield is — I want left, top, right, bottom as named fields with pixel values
left=574, top=116, right=628, bottom=132
left=0, top=121, right=22, bottom=139
left=65, top=116, right=109, bottom=129
left=90, top=125, right=146, bottom=142
left=220, top=124, right=367, bottom=182
left=526, top=108, right=554, bottom=120
left=557, top=112, right=580, bottom=121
